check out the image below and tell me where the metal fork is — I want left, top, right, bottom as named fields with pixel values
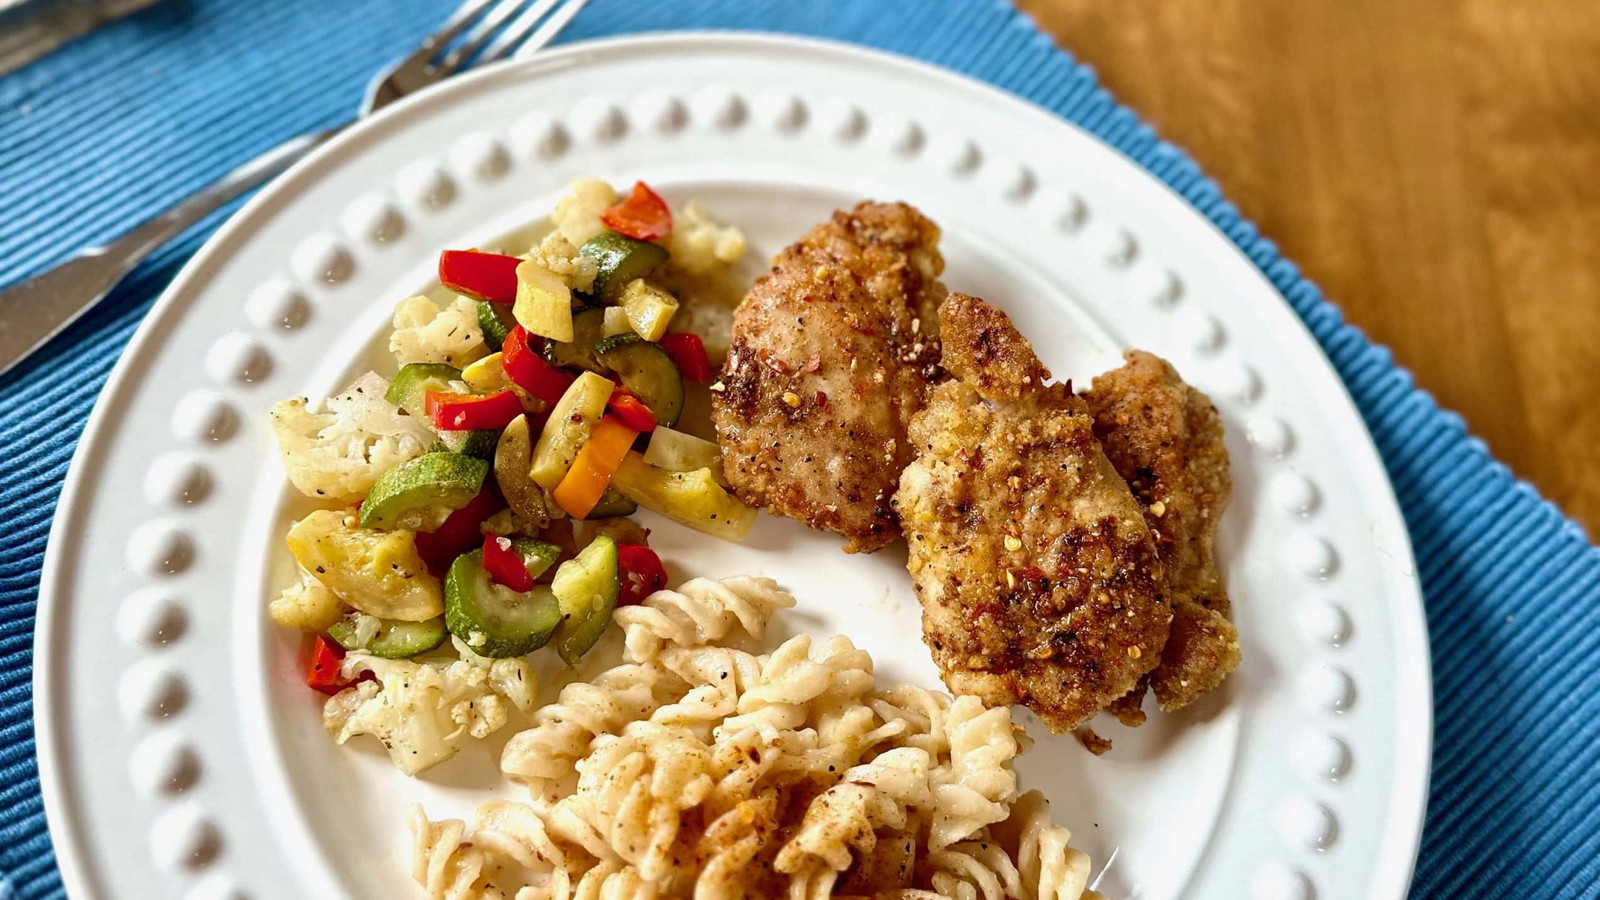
left=0, top=0, right=589, bottom=377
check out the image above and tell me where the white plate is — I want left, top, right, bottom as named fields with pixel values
left=35, top=33, right=1431, bottom=900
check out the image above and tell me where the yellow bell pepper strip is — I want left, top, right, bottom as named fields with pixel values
left=551, top=415, right=640, bottom=519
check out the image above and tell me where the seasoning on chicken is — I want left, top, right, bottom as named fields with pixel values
left=895, top=294, right=1171, bottom=733
left=712, top=202, right=946, bottom=552
left=1086, top=351, right=1240, bottom=713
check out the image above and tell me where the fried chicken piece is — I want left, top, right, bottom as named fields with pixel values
left=895, top=294, right=1171, bottom=733
left=713, top=202, right=946, bottom=552
left=1085, top=351, right=1240, bottom=713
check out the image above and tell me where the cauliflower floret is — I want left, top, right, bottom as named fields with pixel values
left=324, top=647, right=537, bottom=776
left=389, top=295, right=488, bottom=368
left=269, top=569, right=345, bottom=631
left=269, top=372, right=433, bottom=501
left=668, top=200, right=747, bottom=276
left=527, top=230, right=598, bottom=293
left=552, top=177, right=618, bottom=246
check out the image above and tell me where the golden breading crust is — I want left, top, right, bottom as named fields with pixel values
left=1085, top=351, right=1240, bottom=713
left=712, top=202, right=946, bottom=552
left=895, top=295, right=1172, bottom=733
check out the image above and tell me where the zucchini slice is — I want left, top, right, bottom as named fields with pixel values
left=593, top=333, right=684, bottom=427
left=643, top=427, right=726, bottom=484
left=610, top=452, right=756, bottom=541
left=529, top=371, right=615, bottom=491
left=444, top=548, right=562, bottom=658
left=284, top=510, right=443, bottom=621
left=550, top=535, right=619, bottom=664
left=619, top=280, right=679, bottom=342
left=386, top=363, right=464, bottom=418
left=513, top=258, right=574, bottom=342
left=494, top=415, right=548, bottom=521
left=579, top=232, right=669, bottom=301
left=432, top=428, right=500, bottom=461
left=542, top=308, right=609, bottom=375
left=328, top=613, right=448, bottom=659
left=585, top=487, right=639, bottom=520
left=476, top=301, right=515, bottom=352
left=359, top=452, right=489, bottom=531
left=601, top=306, right=634, bottom=337
left=507, top=536, right=562, bottom=581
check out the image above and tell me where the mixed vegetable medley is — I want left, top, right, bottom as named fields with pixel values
left=268, top=179, right=755, bottom=773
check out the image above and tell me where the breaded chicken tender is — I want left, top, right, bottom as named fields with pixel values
left=895, top=295, right=1171, bottom=733
left=1086, top=351, right=1240, bottom=714
left=713, top=202, right=946, bottom=552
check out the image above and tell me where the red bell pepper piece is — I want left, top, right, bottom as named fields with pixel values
left=482, top=533, right=536, bottom=592
left=426, top=389, right=524, bottom=431
left=414, top=487, right=501, bottom=573
left=306, top=634, right=350, bottom=695
left=617, top=544, right=667, bottom=607
left=438, top=250, right=522, bottom=303
left=600, top=181, right=672, bottom=242
left=658, top=332, right=712, bottom=382
left=503, top=325, right=576, bottom=406
left=607, top=389, right=657, bottom=433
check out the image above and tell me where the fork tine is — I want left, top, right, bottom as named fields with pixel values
left=425, top=0, right=503, bottom=53
left=437, top=0, right=535, bottom=73
left=494, top=0, right=590, bottom=63
left=478, top=0, right=580, bottom=64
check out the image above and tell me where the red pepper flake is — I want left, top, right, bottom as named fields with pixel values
left=814, top=390, right=831, bottom=410
left=956, top=446, right=986, bottom=470
left=804, top=354, right=822, bottom=373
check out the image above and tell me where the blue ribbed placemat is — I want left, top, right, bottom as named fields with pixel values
left=3, top=1, right=1598, bottom=897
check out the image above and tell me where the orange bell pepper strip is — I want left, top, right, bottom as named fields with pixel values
left=552, top=415, right=639, bottom=518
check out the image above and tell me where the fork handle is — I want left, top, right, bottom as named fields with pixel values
left=0, top=128, right=338, bottom=377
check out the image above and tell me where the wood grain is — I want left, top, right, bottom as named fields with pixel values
left=1017, top=0, right=1600, bottom=533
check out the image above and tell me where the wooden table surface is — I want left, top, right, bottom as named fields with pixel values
left=1017, top=0, right=1600, bottom=534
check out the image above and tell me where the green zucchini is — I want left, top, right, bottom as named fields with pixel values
left=506, top=536, right=562, bottom=580
left=542, top=308, right=609, bottom=375
left=444, top=548, right=562, bottom=658
left=476, top=301, right=515, bottom=352
left=386, top=363, right=464, bottom=418
left=328, top=613, right=448, bottom=659
left=550, top=535, right=619, bottom=664
left=579, top=232, right=669, bottom=301
left=611, top=452, right=756, bottom=541
left=359, top=452, right=489, bottom=531
left=495, top=415, right=548, bottom=521
left=585, top=487, right=639, bottom=520
left=593, top=333, right=684, bottom=427
left=432, top=429, right=500, bottom=461
left=529, top=371, right=615, bottom=491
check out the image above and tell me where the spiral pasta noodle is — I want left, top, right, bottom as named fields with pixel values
left=613, top=576, right=794, bottom=662
left=408, top=576, right=1096, bottom=900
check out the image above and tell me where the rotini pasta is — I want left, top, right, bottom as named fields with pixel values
left=409, top=576, right=1096, bottom=900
